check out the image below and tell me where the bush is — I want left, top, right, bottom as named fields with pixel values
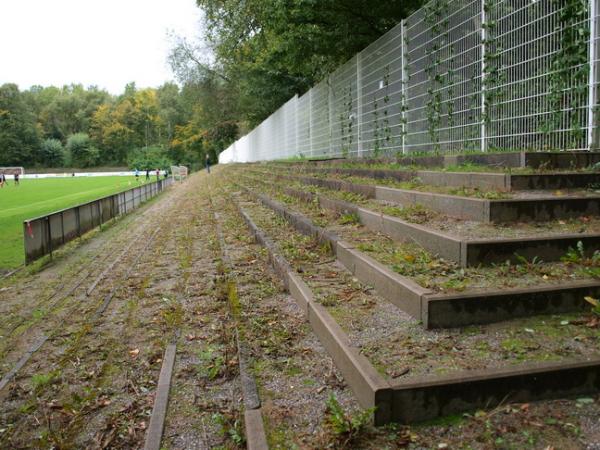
left=127, top=146, right=173, bottom=171
left=39, top=139, right=65, bottom=167
left=66, top=133, right=99, bottom=167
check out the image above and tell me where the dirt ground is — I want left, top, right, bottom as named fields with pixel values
left=0, top=167, right=599, bottom=450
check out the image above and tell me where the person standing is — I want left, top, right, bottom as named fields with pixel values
left=145, top=169, right=150, bottom=181
left=14, top=172, right=19, bottom=186
left=205, top=154, right=211, bottom=174
left=155, top=168, right=160, bottom=181
left=0, top=172, right=5, bottom=188
left=135, top=168, right=140, bottom=181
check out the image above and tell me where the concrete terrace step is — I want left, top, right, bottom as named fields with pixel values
left=233, top=189, right=600, bottom=425
left=293, top=166, right=600, bottom=191
left=279, top=151, right=600, bottom=170
left=237, top=184, right=600, bottom=328
left=242, top=172, right=600, bottom=267
left=263, top=170, right=600, bottom=223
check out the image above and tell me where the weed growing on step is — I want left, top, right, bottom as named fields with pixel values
left=323, top=393, right=374, bottom=449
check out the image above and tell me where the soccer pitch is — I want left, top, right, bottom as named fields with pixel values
left=0, top=176, right=140, bottom=270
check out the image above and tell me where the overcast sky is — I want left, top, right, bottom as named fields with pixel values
left=0, top=0, right=203, bottom=94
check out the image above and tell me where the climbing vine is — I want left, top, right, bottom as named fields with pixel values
left=544, top=0, right=590, bottom=147
left=423, top=0, right=451, bottom=153
left=481, top=0, right=507, bottom=151
left=482, top=0, right=505, bottom=127
left=340, top=85, right=354, bottom=157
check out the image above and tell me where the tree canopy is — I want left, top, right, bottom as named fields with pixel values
left=181, top=0, right=424, bottom=128
left=0, top=82, right=221, bottom=169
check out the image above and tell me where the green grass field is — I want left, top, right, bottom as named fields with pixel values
left=0, top=176, right=140, bottom=270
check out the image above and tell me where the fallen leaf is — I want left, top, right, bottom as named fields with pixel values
left=129, top=348, right=140, bottom=358
left=520, top=403, right=530, bottom=412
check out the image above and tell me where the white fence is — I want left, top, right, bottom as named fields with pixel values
left=219, top=0, right=600, bottom=164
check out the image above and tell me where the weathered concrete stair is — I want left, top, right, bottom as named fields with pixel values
left=238, top=183, right=600, bottom=328
left=242, top=172, right=600, bottom=267
left=234, top=192, right=600, bottom=425
left=262, top=170, right=600, bottom=223
left=292, top=166, right=600, bottom=191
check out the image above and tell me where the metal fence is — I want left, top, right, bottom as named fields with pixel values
left=219, top=0, right=600, bottom=163
left=23, top=178, right=173, bottom=264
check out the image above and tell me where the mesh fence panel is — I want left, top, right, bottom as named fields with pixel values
left=219, top=0, right=600, bottom=163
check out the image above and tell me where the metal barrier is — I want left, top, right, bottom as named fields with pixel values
left=23, top=177, right=173, bottom=264
left=220, top=0, right=600, bottom=163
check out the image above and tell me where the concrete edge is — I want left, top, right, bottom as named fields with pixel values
left=144, top=343, right=177, bottom=450
left=244, top=409, right=269, bottom=450
left=235, top=198, right=393, bottom=425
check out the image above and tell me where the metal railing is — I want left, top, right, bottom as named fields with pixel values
left=23, top=177, right=173, bottom=264
left=219, top=0, right=600, bottom=163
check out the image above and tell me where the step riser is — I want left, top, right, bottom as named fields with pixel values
left=391, top=361, right=600, bottom=423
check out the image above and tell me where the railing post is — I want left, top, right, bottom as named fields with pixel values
left=480, top=0, right=488, bottom=152
left=401, top=20, right=408, bottom=155
left=588, top=0, right=598, bottom=149
left=357, top=51, right=364, bottom=158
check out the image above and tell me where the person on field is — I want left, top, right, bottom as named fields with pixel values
left=135, top=168, right=139, bottom=181
left=14, top=173, right=19, bottom=186
left=205, top=154, right=211, bottom=174
left=0, top=173, right=5, bottom=188
left=146, top=169, right=150, bottom=180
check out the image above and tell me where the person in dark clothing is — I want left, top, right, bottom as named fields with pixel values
left=14, top=173, right=19, bottom=186
left=145, top=169, right=150, bottom=180
left=205, top=154, right=211, bottom=174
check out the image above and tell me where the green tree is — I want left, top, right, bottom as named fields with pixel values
left=191, top=0, right=424, bottom=125
left=127, top=146, right=173, bottom=171
left=0, top=83, right=41, bottom=166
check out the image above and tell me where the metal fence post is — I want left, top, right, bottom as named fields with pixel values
left=60, top=212, right=65, bottom=244
left=401, top=20, right=408, bottom=155
left=357, top=51, right=364, bottom=158
left=309, top=88, right=314, bottom=158
left=480, top=0, right=488, bottom=152
left=328, top=76, right=335, bottom=156
left=588, top=0, right=598, bottom=149
left=294, top=94, right=299, bottom=156
left=46, top=216, right=52, bottom=260
left=76, top=207, right=81, bottom=238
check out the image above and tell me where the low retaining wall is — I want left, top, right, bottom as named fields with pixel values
left=24, top=178, right=173, bottom=264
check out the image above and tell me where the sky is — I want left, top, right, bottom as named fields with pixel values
left=0, top=0, right=203, bottom=94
